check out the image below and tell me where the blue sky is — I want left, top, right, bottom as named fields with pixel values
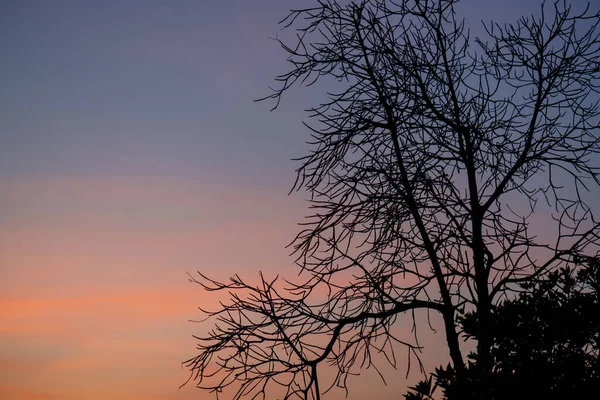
left=1, top=0, right=561, bottom=182
left=0, top=0, right=309, bottom=184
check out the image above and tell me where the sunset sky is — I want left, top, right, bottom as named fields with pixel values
left=0, top=0, right=594, bottom=399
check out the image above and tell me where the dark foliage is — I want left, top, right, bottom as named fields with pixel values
left=406, top=257, right=600, bottom=399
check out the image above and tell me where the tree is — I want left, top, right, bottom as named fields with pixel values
left=184, top=1, right=600, bottom=398
left=405, top=256, right=600, bottom=399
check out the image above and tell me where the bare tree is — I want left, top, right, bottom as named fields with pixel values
left=184, top=0, right=600, bottom=398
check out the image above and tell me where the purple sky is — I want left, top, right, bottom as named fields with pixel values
left=0, top=0, right=556, bottom=183
left=0, top=0, right=311, bottom=185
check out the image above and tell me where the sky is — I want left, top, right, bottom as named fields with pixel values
left=0, top=0, right=596, bottom=399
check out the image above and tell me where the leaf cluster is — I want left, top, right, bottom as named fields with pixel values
left=406, top=258, right=600, bottom=399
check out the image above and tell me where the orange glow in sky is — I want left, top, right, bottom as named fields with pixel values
left=0, top=177, right=303, bottom=399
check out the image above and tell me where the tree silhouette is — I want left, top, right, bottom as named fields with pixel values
left=184, top=1, right=600, bottom=398
left=405, top=256, right=600, bottom=399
